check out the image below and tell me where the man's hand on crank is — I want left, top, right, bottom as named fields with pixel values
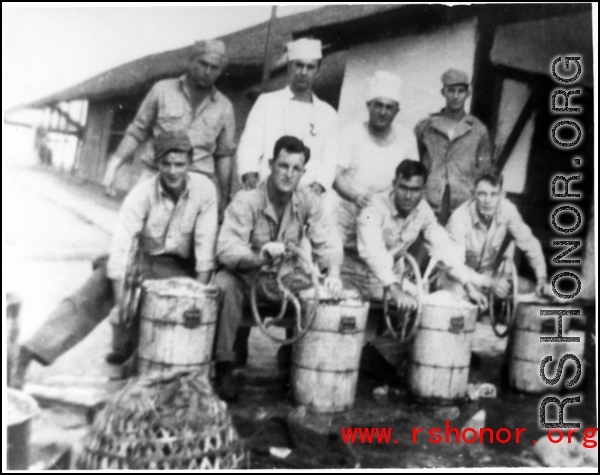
left=387, top=283, right=417, bottom=313
left=259, top=242, right=286, bottom=263
left=323, top=266, right=343, bottom=299
left=464, top=282, right=488, bottom=312
left=535, top=281, right=552, bottom=298
left=490, top=276, right=511, bottom=299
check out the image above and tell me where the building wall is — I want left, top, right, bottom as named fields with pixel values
left=337, top=18, right=478, bottom=133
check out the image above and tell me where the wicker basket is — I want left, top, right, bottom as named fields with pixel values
left=77, top=371, right=247, bottom=470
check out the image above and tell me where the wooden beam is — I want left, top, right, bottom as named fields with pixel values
left=260, top=5, right=278, bottom=92
left=494, top=92, right=537, bottom=171
left=44, top=127, right=82, bottom=137
left=51, top=105, right=84, bottom=133
left=4, top=120, right=33, bottom=129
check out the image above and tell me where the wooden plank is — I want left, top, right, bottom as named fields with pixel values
left=51, top=106, right=84, bottom=134
left=494, top=92, right=537, bottom=171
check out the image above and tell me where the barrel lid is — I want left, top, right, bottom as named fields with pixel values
left=6, top=388, right=40, bottom=426
left=421, top=290, right=478, bottom=310
left=517, top=292, right=573, bottom=306
left=142, top=277, right=219, bottom=297
left=299, top=287, right=365, bottom=304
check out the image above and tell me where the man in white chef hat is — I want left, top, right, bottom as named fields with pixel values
left=236, top=38, right=338, bottom=195
left=333, top=70, right=420, bottom=300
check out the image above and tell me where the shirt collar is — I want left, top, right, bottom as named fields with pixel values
left=284, top=85, right=315, bottom=104
left=386, top=191, right=423, bottom=221
left=155, top=174, right=191, bottom=201
left=179, top=75, right=218, bottom=102
left=468, top=198, right=505, bottom=227
left=430, top=109, right=474, bottom=140
left=259, top=179, right=300, bottom=222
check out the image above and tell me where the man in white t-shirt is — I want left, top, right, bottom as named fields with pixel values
left=334, top=71, right=419, bottom=279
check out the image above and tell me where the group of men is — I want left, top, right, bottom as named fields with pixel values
left=14, top=38, right=550, bottom=402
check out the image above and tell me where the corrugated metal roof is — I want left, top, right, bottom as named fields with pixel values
left=22, top=5, right=399, bottom=109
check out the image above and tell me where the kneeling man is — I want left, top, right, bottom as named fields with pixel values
left=445, top=168, right=549, bottom=299
left=354, top=159, right=486, bottom=310
left=214, top=136, right=343, bottom=400
left=14, top=131, right=218, bottom=387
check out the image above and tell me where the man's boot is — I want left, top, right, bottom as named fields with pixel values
left=105, top=321, right=135, bottom=365
left=11, top=346, right=35, bottom=390
left=214, top=361, right=240, bottom=402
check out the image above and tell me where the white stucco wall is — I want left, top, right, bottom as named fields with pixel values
left=337, top=18, right=478, bottom=132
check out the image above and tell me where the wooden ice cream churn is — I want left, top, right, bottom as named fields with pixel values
left=407, top=292, right=478, bottom=404
left=505, top=294, right=585, bottom=394
left=292, top=288, right=370, bottom=413
left=138, top=277, right=219, bottom=378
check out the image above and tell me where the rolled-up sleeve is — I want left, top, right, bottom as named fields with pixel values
left=506, top=203, right=547, bottom=283
left=306, top=195, right=343, bottom=271
left=124, top=85, right=159, bottom=144
left=357, top=203, right=397, bottom=287
left=194, top=186, right=219, bottom=273
left=217, top=192, right=256, bottom=269
left=214, top=101, right=237, bottom=158
left=422, top=211, right=472, bottom=286
left=107, top=186, right=149, bottom=281
left=445, top=209, right=489, bottom=287
left=236, top=95, right=267, bottom=179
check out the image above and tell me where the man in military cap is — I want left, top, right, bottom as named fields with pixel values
left=236, top=38, right=338, bottom=195
left=13, top=131, right=219, bottom=386
left=414, top=68, right=492, bottom=225
left=103, top=39, right=236, bottom=218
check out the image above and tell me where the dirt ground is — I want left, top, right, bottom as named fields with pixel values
left=4, top=165, right=597, bottom=470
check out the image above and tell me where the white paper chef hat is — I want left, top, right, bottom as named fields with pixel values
left=288, top=38, right=322, bottom=61
left=367, top=71, right=402, bottom=104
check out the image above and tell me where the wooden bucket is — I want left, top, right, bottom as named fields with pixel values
left=408, top=292, right=478, bottom=404
left=291, top=289, right=370, bottom=413
left=507, top=294, right=585, bottom=394
left=138, top=278, right=219, bottom=378
left=7, top=388, right=39, bottom=470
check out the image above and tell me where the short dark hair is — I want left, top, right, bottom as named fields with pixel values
left=475, top=167, right=504, bottom=188
left=273, top=136, right=311, bottom=165
left=395, top=160, right=428, bottom=184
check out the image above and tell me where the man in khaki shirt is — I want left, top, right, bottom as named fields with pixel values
left=355, top=159, right=487, bottom=311
left=445, top=168, right=550, bottom=299
left=415, top=69, right=492, bottom=225
left=214, top=135, right=343, bottom=401
left=103, top=40, right=236, bottom=218
left=14, top=131, right=218, bottom=387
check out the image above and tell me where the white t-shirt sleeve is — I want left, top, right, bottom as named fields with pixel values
left=336, top=123, right=361, bottom=170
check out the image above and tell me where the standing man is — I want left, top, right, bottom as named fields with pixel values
left=102, top=40, right=236, bottom=217
left=444, top=168, right=549, bottom=299
left=236, top=38, right=338, bottom=195
left=214, top=136, right=343, bottom=401
left=13, top=131, right=219, bottom=386
left=414, top=68, right=492, bottom=224
left=334, top=71, right=419, bottom=259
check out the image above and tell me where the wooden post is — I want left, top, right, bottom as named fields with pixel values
left=260, top=5, right=278, bottom=92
